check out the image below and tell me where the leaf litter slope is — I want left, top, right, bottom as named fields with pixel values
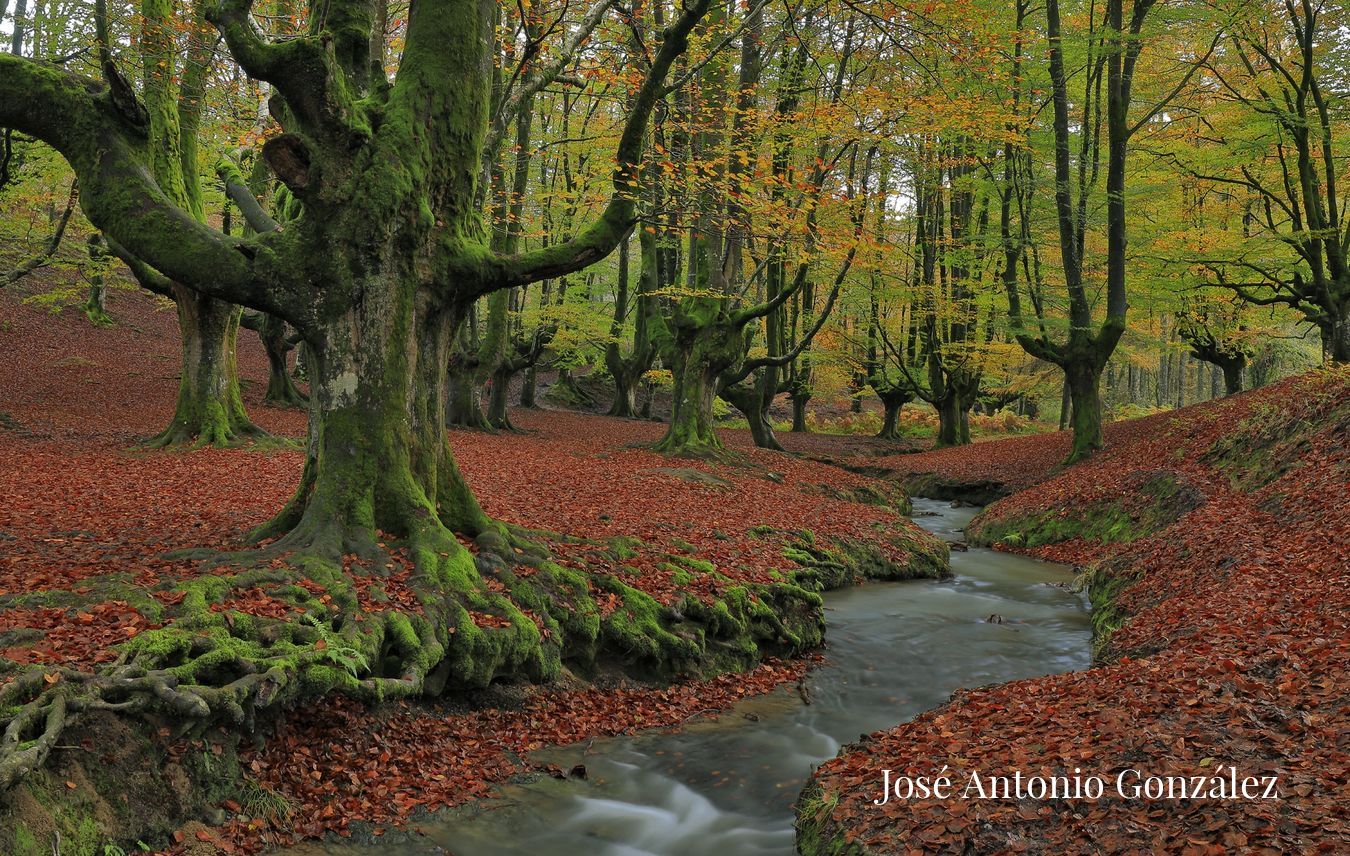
left=0, top=287, right=932, bottom=850
left=804, top=368, right=1350, bottom=855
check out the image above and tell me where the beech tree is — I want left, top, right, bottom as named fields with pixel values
left=0, top=0, right=731, bottom=785
left=1004, top=0, right=1178, bottom=462
left=1183, top=0, right=1350, bottom=362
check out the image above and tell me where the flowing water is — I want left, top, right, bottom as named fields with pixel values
left=290, top=499, right=1091, bottom=855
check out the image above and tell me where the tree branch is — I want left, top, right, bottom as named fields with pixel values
left=0, top=54, right=295, bottom=319
left=482, top=0, right=714, bottom=292
left=2, top=180, right=79, bottom=288
left=483, top=0, right=619, bottom=162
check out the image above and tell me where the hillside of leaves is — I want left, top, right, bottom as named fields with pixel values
left=799, top=367, right=1350, bottom=854
left=0, top=288, right=944, bottom=852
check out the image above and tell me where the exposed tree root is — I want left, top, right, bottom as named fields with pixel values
left=145, top=415, right=269, bottom=450
left=0, top=504, right=895, bottom=793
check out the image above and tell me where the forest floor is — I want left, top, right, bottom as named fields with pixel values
left=800, top=367, right=1350, bottom=854
left=0, top=287, right=941, bottom=853
left=4, top=286, right=1345, bottom=855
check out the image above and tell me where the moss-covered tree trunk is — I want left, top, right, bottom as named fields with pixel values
left=82, top=234, right=112, bottom=325
left=789, top=385, right=809, bottom=433
left=1065, top=358, right=1106, bottom=461
left=485, top=362, right=515, bottom=429
left=151, top=286, right=260, bottom=446
left=719, top=380, right=783, bottom=452
left=654, top=326, right=728, bottom=455
left=1327, top=302, right=1350, bottom=364
left=0, top=0, right=721, bottom=787
left=605, top=232, right=657, bottom=419
left=446, top=347, right=490, bottom=431
left=930, top=374, right=978, bottom=448
left=262, top=340, right=305, bottom=408
left=608, top=366, right=640, bottom=418
left=245, top=312, right=307, bottom=408
left=1221, top=360, right=1244, bottom=395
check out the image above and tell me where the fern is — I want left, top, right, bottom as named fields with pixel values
left=300, top=613, right=369, bottom=678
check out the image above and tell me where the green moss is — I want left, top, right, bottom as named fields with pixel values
left=1203, top=389, right=1350, bottom=492
left=607, top=536, right=644, bottom=561
left=1074, top=564, right=1143, bottom=661
left=670, top=554, right=716, bottom=575
left=818, top=481, right=913, bottom=516
left=783, top=529, right=948, bottom=591
left=794, top=781, right=861, bottom=856
left=969, top=473, right=1197, bottom=550
left=595, top=577, right=700, bottom=678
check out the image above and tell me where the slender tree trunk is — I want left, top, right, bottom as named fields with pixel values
left=151, top=286, right=260, bottom=447
left=9, top=0, right=27, bottom=55
left=84, top=281, right=109, bottom=324
left=1221, top=359, right=1244, bottom=395
left=790, top=391, right=809, bottom=432
left=82, top=234, right=111, bottom=325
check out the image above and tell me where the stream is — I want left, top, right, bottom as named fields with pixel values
left=290, top=499, right=1091, bottom=855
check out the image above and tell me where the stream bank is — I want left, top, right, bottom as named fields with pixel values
left=281, top=499, right=1090, bottom=856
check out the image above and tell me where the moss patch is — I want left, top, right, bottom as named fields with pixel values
left=968, top=472, right=1200, bottom=551
left=1202, top=388, right=1350, bottom=493
left=781, top=528, right=949, bottom=592
left=0, top=713, right=243, bottom=855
